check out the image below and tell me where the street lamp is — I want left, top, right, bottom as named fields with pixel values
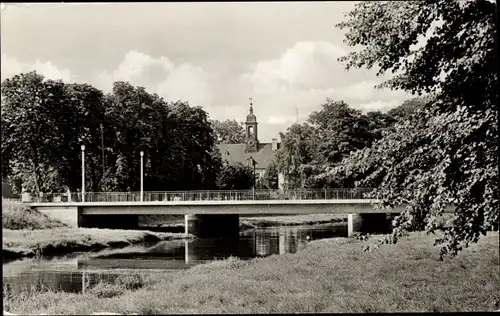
left=140, top=151, right=144, bottom=202
left=81, top=145, right=85, bottom=202
left=247, top=156, right=257, bottom=200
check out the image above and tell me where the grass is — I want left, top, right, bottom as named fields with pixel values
left=3, top=231, right=498, bottom=314
left=1, top=199, right=193, bottom=260
left=2, top=228, right=192, bottom=260
left=2, top=198, right=67, bottom=230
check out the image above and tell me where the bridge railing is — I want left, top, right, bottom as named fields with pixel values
left=27, top=188, right=375, bottom=203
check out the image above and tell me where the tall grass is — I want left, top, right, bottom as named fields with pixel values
left=4, top=232, right=498, bottom=314
left=2, top=198, right=66, bottom=230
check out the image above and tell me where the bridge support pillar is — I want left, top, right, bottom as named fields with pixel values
left=184, top=214, right=240, bottom=238
left=347, top=213, right=399, bottom=237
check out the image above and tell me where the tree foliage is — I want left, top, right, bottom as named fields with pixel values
left=215, top=163, right=254, bottom=190
left=263, top=160, right=279, bottom=189
left=1, top=73, right=223, bottom=195
left=387, top=97, right=429, bottom=122
left=275, top=123, right=319, bottom=189
left=328, top=0, right=497, bottom=258
left=275, top=99, right=397, bottom=189
left=309, top=100, right=382, bottom=165
left=211, top=119, right=246, bottom=144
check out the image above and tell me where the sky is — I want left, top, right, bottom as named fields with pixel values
left=1, top=2, right=412, bottom=142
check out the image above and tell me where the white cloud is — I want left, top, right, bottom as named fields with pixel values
left=233, top=41, right=416, bottom=140
left=1, top=53, right=74, bottom=82
left=318, top=80, right=409, bottom=104
left=357, top=100, right=402, bottom=113
left=243, top=41, right=347, bottom=93
left=92, top=50, right=212, bottom=107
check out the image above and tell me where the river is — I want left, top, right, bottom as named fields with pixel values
left=3, top=223, right=347, bottom=295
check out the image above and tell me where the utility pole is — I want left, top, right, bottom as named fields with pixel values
left=296, top=106, right=299, bottom=124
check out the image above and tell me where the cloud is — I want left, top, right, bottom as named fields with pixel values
left=92, top=50, right=212, bottom=106
left=357, top=100, right=403, bottom=113
left=0, top=53, right=74, bottom=82
left=240, top=41, right=412, bottom=129
left=243, top=41, right=347, bottom=93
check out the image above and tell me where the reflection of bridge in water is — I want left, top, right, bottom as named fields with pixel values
left=77, top=225, right=344, bottom=268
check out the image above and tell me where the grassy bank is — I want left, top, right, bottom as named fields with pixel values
left=2, top=228, right=192, bottom=260
left=4, top=231, right=498, bottom=314
left=2, top=198, right=67, bottom=230
left=2, top=199, right=192, bottom=260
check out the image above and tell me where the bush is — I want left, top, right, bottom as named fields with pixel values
left=113, top=273, right=145, bottom=290
left=2, top=198, right=66, bottom=230
left=88, top=282, right=125, bottom=298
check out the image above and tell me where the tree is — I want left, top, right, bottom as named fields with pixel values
left=308, top=100, right=374, bottom=166
left=263, top=160, right=279, bottom=189
left=216, top=163, right=254, bottom=190
left=1, top=72, right=68, bottom=195
left=329, top=0, right=497, bottom=258
left=211, top=119, right=246, bottom=144
left=387, top=97, right=429, bottom=122
left=275, top=123, right=319, bottom=189
left=365, top=111, right=397, bottom=141
left=1, top=74, right=223, bottom=195
left=105, top=82, right=222, bottom=191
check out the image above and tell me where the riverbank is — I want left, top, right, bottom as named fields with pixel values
left=241, top=214, right=346, bottom=228
left=2, top=199, right=193, bottom=260
left=2, top=198, right=66, bottom=230
left=3, top=228, right=193, bottom=261
left=4, top=231, right=498, bottom=314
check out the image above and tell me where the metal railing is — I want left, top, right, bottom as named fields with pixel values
left=26, top=188, right=375, bottom=203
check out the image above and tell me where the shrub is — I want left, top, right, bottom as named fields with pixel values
left=88, top=282, right=125, bottom=298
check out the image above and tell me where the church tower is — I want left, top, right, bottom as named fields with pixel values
left=245, top=97, right=258, bottom=153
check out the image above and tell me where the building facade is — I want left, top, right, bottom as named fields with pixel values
left=216, top=100, right=286, bottom=190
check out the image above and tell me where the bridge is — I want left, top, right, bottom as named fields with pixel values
left=28, top=189, right=404, bottom=237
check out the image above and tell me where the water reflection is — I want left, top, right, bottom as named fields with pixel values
left=3, top=223, right=347, bottom=295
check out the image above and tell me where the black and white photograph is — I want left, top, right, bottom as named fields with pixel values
left=1, top=1, right=498, bottom=314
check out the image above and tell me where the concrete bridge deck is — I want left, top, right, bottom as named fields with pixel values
left=27, top=189, right=447, bottom=237
left=31, top=199, right=386, bottom=216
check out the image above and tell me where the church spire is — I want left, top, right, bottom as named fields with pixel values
left=245, top=96, right=258, bottom=153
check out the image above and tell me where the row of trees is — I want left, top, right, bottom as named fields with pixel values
left=272, top=98, right=426, bottom=189
left=209, top=99, right=425, bottom=191
left=1, top=72, right=256, bottom=195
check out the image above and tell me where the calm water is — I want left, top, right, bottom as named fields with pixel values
left=3, top=223, right=347, bottom=295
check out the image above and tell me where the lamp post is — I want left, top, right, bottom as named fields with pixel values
left=81, top=145, right=85, bottom=202
left=247, top=156, right=257, bottom=200
left=253, top=161, right=256, bottom=188
left=140, top=151, right=144, bottom=202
